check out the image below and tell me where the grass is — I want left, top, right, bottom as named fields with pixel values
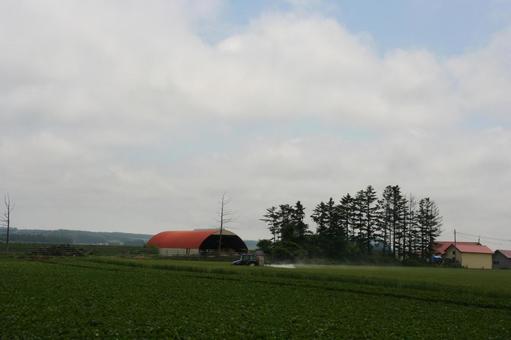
left=295, top=264, right=511, bottom=294
left=0, top=242, right=156, bottom=256
left=1, top=256, right=511, bottom=339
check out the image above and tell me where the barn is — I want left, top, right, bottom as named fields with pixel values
left=443, top=243, right=493, bottom=269
left=493, top=250, right=511, bottom=269
left=147, top=229, right=248, bottom=256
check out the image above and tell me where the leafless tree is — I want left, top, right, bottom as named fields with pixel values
left=1, top=194, right=15, bottom=251
left=217, top=193, right=233, bottom=253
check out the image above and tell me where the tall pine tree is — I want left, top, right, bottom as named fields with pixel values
left=357, top=186, right=380, bottom=254
left=261, top=206, right=281, bottom=243
left=417, top=198, right=442, bottom=260
left=339, top=194, right=355, bottom=241
left=311, top=198, right=345, bottom=257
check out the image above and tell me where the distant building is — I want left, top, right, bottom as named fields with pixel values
left=434, top=241, right=480, bottom=256
left=493, top=250, right=511, bottom=269
left=147, top=229, right=247, bottom=256
left=443, top=243, right=493, bottom=269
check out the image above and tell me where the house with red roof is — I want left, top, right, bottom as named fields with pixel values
left=442, top=242, right=493, bottom=269
left=434, top=241, right=479, bottom=256
left=434, top=241, right=480, bottom=256
left=493, top=250, right=511, bottom=269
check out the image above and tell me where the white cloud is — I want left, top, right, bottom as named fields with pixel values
left=448, top=28, right=511, bottom=119
left=0, top=1, right=510, bottom=246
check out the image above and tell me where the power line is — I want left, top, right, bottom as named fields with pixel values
left=455, top=230, right=511, bottom=243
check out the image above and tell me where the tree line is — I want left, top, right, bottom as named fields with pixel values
left=258, top=185, right=442, bottom=263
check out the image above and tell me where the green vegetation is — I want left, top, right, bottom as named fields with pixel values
left=0, top=243, right=156, bottom=256
left=1, top=256, right=510, bottom=339
left=260, top=185, right=442, bottom=263
left=0, top=227, right=151, bottom=245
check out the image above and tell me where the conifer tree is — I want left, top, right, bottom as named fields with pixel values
left=378, top=187, right=393, bottom=255
left=378, top=185, right=406, bottom=258
left=357, top=186, right=380, bottom=254
left=417, top=198, right=442, bottom=260
left=325, top=197, right=344, bottom=238
left=392, top=187, right=407, bottom=258
left=339, top=194, right=355, bottom=241
left=395, top=194, right=409, bottom=259
left=311, top=198, right=345, bottom=257
left=261, top=187, right=442, bottom=263
left=261, top=206, right=281, bottom=243
left=278, top=204, right=294, bottom=242
left=311, top=201, right=329, bottom=236
left=353, top=190, right=366, bottom=242
left=404, top=195, right=419, bottom=259
left=290, top=201, right=309, bottom=243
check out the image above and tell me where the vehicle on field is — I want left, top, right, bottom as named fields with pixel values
left=431, top=255, right=443, bottom=264
left=232, top=253, right=263, bottom=266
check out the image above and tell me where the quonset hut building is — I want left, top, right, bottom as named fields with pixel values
left=147, top=229, right=248, bottom=256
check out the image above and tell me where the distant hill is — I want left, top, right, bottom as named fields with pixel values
left=0, top=227, right=151, bottom=246
left=244, top=240, right=258, bottom=250
left=0, top=227, right=260, bottom=248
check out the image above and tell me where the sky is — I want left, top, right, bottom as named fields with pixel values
left=0, top=0, right=510, bottom=248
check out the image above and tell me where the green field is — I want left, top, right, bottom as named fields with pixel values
left=0, top=243, right=157, bottom=256
left=1, top=256, right=511, bottom=339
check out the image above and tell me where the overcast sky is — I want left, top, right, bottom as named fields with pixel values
left=1, top=0, right=510, bottom=247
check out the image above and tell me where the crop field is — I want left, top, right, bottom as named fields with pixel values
left=0, top=243, right=157, bottom=256
left=1, top=257, right=511, bottom=339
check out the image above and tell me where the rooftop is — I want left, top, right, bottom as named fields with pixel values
left=434, top=241, right=479, bottom=255
left=496, top=250, right=511, bottom=258
left=447, top=243, right=493, bottom=254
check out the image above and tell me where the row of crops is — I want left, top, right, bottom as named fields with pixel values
left=85, top=256, right=511, bottom=305
left=1, top=257, right=510, bottom=338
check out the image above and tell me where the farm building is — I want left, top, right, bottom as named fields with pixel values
left=493, top=250, right=511, bottom=269
left=147, top=229, right=248, bottom=256
left=434, top=241, right=480, bottom=256
left=442, top=243, right=493, bottom=269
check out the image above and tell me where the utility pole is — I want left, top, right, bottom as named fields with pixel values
left=454, top=228, right=456, bottom=245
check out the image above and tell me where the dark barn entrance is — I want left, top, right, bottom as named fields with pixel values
left=199, top=234, right=247, bottom=253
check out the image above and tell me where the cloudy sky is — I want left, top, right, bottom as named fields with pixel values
left=1, top=0, right=510, bottom=247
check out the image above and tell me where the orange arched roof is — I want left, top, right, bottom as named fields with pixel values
left=147, top=229, right=236, bottom=249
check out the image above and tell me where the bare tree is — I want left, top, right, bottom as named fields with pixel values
left=1, top=194, right=15, bottom=251
left=217, top=193, right=233, bottom=253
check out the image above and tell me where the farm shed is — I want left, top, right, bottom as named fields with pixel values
left=443, top=243, right=493, bottom=269
left=147, top=229, right=248, bottom=256
left=493, top=250, right=511, bottom=269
